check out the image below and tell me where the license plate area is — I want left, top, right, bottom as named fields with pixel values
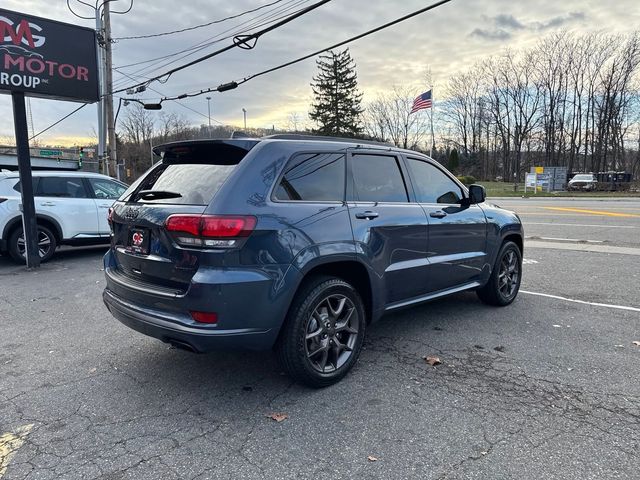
left=127, top=228, right=150, bottom=255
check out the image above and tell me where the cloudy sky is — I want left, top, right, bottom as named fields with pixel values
left=1, top=0, right=638, bottom=146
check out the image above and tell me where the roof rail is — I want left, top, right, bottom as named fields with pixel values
left=263, top=134, right=393, bottom=148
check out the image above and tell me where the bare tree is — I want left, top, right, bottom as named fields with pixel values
left=364, top=86, right=430, bottom=149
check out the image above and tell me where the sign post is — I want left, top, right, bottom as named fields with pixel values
left=12, top=91, right=39, bottom=268
left=1, top=8, right=99, bottom=267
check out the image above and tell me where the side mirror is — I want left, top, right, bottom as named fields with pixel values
left=468, top=184, right=486, bottom=204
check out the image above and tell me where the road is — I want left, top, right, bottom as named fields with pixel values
left=1, top=198, right=639, bottom=479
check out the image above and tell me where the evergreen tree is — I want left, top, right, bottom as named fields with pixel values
left=309, top=49, right=364, bottom=137
left=448, top=148, right=460, bottom=173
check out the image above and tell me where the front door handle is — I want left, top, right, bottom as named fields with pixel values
left=429, top=211, right=447, bottom=219
left=40, top=202, right=56, bottom=207
left=355, top=211, right=379, bottom=220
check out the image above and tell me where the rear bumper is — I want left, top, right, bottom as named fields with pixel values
left=102, top=249, right=301, bottom=352
left=103, top=288, right=278, bottom=351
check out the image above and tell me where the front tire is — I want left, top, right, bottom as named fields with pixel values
left=8, top=225, right=57, bottom=264
left=276, top=276, right=366, bottom=388
left=476, top=241, right=522, bottom=306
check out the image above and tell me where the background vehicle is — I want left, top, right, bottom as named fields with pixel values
left=568, top=173, right=597, bottom=191
left=103, top=135, right=523, bottom=387
left=0, top=171, right=127, bottom=263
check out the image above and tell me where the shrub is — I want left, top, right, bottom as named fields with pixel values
left=457, top=175, right=477, bottom=185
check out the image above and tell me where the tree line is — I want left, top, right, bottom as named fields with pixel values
left=441, top=31, right=640, bottom=181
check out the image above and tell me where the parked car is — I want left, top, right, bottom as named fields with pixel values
left=102, top=135, right=524, bottom=387
left=0, top=171, right=127, bottom=263
left=568, top=173, right=597, bottom=191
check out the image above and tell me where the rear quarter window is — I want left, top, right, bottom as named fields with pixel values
left=12, top=177, right=39, bottom=193
left=273, top=153, right=345, bottom=202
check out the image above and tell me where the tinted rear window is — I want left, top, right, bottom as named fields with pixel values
left=125, top=163, right=236, bottom=205
left=274, top=153, right=345, bottom=202
left=37, top=177, right=89, bottom=198
left=349, top=154, right=408, bottom=202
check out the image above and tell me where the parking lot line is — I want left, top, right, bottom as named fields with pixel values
left=527, top=236, right=604, bottom=243
left=523, top=222, right=637, bottom=229
left=542, top=207, right=640, bottom=218
left=521, top=290, right=640, bottom=312
left=0, top=424, right=34, bottom=478
left=525, top=240, right=640, bottom=256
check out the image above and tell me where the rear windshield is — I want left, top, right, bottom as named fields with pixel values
left=123, top=163, right=236, bottom=205
left=121, top=141, right=256, bottom=205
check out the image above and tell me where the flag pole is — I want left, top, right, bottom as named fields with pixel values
left=429, top=85, right=435, bottom=158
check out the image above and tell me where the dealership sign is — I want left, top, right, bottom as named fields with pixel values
left=0, top=8, right=98, bottom=102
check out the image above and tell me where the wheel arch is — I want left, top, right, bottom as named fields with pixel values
left=3, top=214, right=63, bottom=244
left=503, top=233, right=523, bottom=256
left=294, top=259, right=375, bottom=325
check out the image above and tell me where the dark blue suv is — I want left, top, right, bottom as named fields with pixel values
left=103, top=135, right=523, bottom=387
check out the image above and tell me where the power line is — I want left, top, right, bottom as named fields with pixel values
left=112, top=0, right=309, bottom=91
left=112, top=0, right=316, bottom=89
left=161, top=0, right=454, bottom=102
left=114, top=68, right=224, bottom=125
left=113, top=0, right=331, bottom=95
left=28, top=104, right=89, bottom=141
left=113, top=0, right=309, bottom=75
left=113, top=0, right=286, bottom=40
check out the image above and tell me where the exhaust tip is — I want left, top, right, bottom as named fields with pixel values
left=166, top=338, right=198, bottom=353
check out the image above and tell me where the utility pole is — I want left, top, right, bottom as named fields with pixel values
left=429, top=86, right=435, bottom=159
left=103, top=2, right=117, bottom=177
left=242, top=108, right=247, bottom=130
left=95, top=11, right=105, bottom=172
left=206, top=97, right=212, bottom=137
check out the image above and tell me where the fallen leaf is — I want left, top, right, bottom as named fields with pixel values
left=423, top=355, right=441, bottom=366
left=88, top=367, right=97, bottom=374
left=552, top=324, right=562, bottom=328
left=367, top=455, right=378, bottom=462
left=267, top=413, right=288, bottom=423
left=633, top=341, right=640, bottom=347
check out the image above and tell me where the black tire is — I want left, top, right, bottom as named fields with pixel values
left=476, top=241, right=522, bottom=306
left=276, top=276, right=367, bottom=388
left=8, top=225, right=57, bottom=264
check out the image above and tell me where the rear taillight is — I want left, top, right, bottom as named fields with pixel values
left=107, top=207, right=114, bottom=225
left=165, top=214, right=256, bottom=248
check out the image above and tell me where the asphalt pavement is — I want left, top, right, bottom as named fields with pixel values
left=1, top=197, right=639, bottom=479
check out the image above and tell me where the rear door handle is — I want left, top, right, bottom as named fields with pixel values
left=40, top=202, right=56, bottom=207
left=355, top=211, right=379, bottom=220
left=429, top=211, right=447, bottom=219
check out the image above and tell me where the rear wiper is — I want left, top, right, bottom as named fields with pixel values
left=136, top=189, right=182, bottom=200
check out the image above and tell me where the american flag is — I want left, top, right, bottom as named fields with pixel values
left=410, top=90, right=433, bottom=114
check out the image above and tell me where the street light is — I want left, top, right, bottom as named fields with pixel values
left=206, top=97, right=212, bottom=137
left=242, top=108, right=247, bottom=130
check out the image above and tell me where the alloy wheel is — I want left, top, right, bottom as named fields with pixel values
left=17, top=230, right=53, bottom=259
left=498, top=249, right=520, bottom=299
left=305, top=294, right=360, bottom=373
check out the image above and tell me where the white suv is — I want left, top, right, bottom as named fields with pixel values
left=0, top=171, right=127, bottom=263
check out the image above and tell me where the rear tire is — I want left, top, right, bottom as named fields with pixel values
left=8, top=225, right=57, bottom=264
left=276, top=276, right=366, bottom=388
left=476, top=241, right=522, bottom=306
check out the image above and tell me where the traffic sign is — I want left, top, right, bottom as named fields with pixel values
left=39, top=149, right=63, bottom=157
